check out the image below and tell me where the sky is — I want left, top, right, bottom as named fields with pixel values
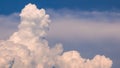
left=0, top=0, right=120, bottom=15
left=0, top=0, right=120, bottom=68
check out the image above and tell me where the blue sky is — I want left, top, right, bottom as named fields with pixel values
left=0, top=0, right=120, bottom=68
left=0, top=0, right=120, bottom=14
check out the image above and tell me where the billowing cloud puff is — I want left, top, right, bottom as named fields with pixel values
left=56, top=51, right=112, bottom=68
left=0, top=3, right=112, bottom=68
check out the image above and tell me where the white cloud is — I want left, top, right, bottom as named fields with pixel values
left=0, top=3, right=113, bottom=68
left=56, top=51, right=112, bottom=68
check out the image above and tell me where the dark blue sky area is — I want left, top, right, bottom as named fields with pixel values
left=0, top=0, right=120, bottom=15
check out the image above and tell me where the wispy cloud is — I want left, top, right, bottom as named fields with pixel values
left=0, top=13, right=19, bottom=39
left=47, top=9, right=120, bottom=40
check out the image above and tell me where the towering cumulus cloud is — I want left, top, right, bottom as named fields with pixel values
left=0, top=3, right=112, bottom=68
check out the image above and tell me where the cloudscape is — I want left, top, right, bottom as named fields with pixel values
left=0, top=3, right=113, bottom=68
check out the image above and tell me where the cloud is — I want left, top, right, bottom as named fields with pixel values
left=0, top=3, right=113, bottom=68
left=0, top=13, right=19, bottom=39
left=46, top=9, right=120, bottom=68
left=56, top=51, right=112, bottom=68
left=46, top=9, right=120, bottom=41
left=0, top=3, right=62, bottom=68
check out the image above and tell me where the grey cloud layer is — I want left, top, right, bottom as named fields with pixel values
left=47, top=9, right=120, bottom=40
left=0, top=13, right=19, bottom=39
